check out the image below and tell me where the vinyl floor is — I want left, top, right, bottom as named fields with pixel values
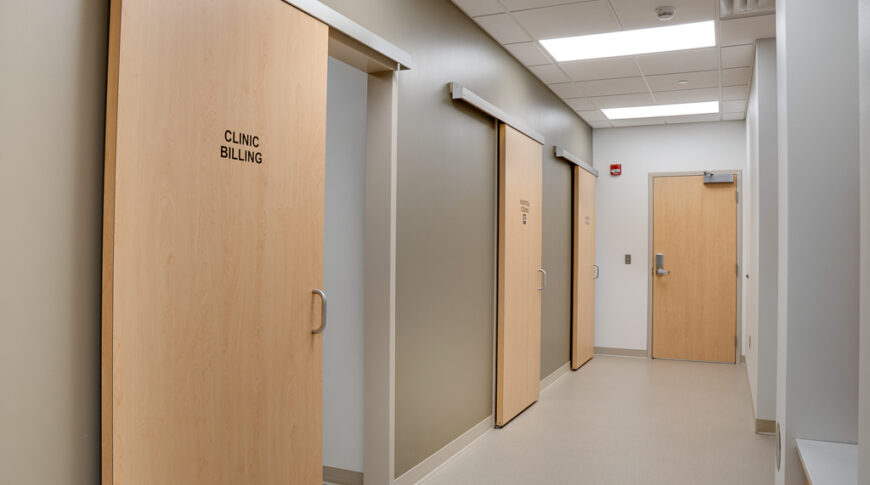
left=419, top=355, right=775, bottom=485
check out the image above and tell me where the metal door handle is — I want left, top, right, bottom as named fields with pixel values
left=593, top=265, right=600, bottom=279
left=312, top=289, right=327, bottom=334
left=655, top=253, right=670, bottom=276
left=537, top=269, right=548, bottom=290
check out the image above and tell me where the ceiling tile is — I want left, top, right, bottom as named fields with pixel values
left=548, top=82, right=584, bottom=98
left=721, top=44, right=755, bottom=69
left=589, top=92, right=655, bottom=108
left=723, top=84, right=749, bottom=101
left=608, top=0, right=715, bottom=30
left=579, top=110, right=607, bottom=122
left=722, top=99, right=747, bottom=112
left=566, top=97, right=596, bottom=111
left=512, top=1, right=618, bottom=40
left=474, top=14, right=531, bottom=44
left=646, top=70, right=719, bottom=91
left=560, top=57, right=642, bottom=82
left=500, top=0, right=576, bottom=10
left=504, top=42, right=553, bottom=66
left=723, top=112, right=746, bottom=120
left=610, top=117, right=666, bottom=127
left=723, top=67, right=752, bottom=86
left=588, top=120, right=613, bottom=128
left=653, top=87, right=720, bottom=104
left=719, top=15, right=776, bottom=46
left=576, top=76, right=648, bottom=97
left=529, top=64, right=570, bottom=83
left=665, top=113, right=722, bottom=124
left=636, top=47, right=718, bottom=76
left=451, top=0, right=505, bottom=17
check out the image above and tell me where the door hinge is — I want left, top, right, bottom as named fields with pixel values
left=735, top=335, right=738, bottom=348
left=736, top=191, right=740, bottom=203
left=736, top=263, right=739, bottom=275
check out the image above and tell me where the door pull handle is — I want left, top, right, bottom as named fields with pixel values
left=537, top=269, right=548, bottom=291
left=312, top=289, right=327, bottom=334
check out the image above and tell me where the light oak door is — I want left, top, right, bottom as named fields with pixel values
left=572, top=167, right=596, bottom=370
left=496, top=124, right=543, bottom=427
left=651, top=175, right=737, bottom=363
left=102, top=0, right=328, bottom=483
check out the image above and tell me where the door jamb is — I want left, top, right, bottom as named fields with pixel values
left=646, top=170, right=743, bottom=363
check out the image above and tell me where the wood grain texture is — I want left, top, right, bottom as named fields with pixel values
left=572, top=167, right=596, bottom=370
left=496, top=124, right=542, bottom=427
left=652, top=176, right=737, bottom=363
left=102, top=0, right=328, bottom=482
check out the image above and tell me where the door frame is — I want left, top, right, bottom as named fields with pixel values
left=646, top=170, right=743, bottom=363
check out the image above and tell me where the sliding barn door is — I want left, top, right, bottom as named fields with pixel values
left=651, top=175, right=737, bottom=363
left=496, top=124, right=543, bottom=427
left=572, top=167, right=596, bottom=370
left=102, top=0, right=328, bottom=483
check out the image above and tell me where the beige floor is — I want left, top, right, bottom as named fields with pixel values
left=419, top=355, right=775, bottom=485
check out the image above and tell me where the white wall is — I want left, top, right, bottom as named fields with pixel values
left=0, top=2, right=106, bottom=484
left=745, top=38, right=779, bottom=423
left=593, top=121, right=748, bottom=351
left=323, top=57, right=367, bottom=473
left=775, top=0, right=860, bottom=483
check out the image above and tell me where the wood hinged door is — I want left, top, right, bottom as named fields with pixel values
left=496, top=124, right=543, bottom=427
left=102, top=0, right=328, bottom=483
left=572, top=167, right=596, bottom=370
left=651, top=175, right=737, bottom=363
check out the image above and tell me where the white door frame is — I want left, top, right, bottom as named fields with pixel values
left=646, top=170, right=743, bottom=363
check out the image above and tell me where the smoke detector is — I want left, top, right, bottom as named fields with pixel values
left=655, top=6, right=677, bottom=21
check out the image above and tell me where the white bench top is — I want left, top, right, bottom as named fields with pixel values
left=795, top=439, right=858, bottom=485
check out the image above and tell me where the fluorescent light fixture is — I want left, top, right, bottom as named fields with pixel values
left=539, top=21, right=716, bottom=62
left=602, top=101, right=719, bottom=120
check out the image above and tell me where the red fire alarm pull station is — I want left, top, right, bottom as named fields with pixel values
left=610, top=164, right=622, bottom=176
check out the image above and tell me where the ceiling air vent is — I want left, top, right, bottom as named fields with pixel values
left=720, top=0, right=775, bottom=19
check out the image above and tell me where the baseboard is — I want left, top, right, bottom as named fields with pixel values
left=540, top=362, right=571, bottom=391
left=323, top=466, right=363, bottom=485
left=740, top=354, right=746, bottom=363
left=392, top=414, right=493, bottom=485
left=594, top=346, right=648, bottom=358
left=755, top=418, right=776, bottom=435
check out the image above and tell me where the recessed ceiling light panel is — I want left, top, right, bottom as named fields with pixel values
left=601, top=101, right=719, bottom=120
left=539, top=21, right=716, bottom=62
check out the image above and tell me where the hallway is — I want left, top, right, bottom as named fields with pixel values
left=420, top=356, right=774, bottom=485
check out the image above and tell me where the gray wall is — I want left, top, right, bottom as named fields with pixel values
left=318, top=0, right=592, bottom=476
left=745, top=38, right=778, bottom=423
left=0, top=2, right=107, bottom=484
left=775, top=0, right=860, bottom=483
left=324, top=57, right=368, bottom=473
left=860, top=0, right=870, bottom=480
left=541, top=160, right=573, bottom=379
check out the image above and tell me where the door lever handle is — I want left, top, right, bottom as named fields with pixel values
left=537, top=268, right=548, bottom=291
left=655, top=253, right=670, bottom=276
left=312, top=289, right=327, bottom=334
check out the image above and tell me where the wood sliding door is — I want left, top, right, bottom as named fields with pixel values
left=572, top=166, right=596, bottom=370
left=651, top=175, right=738, bottom=363
left=496, top=124, right=543, bottom=427
left=102, top=0, right=328, bottom=483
